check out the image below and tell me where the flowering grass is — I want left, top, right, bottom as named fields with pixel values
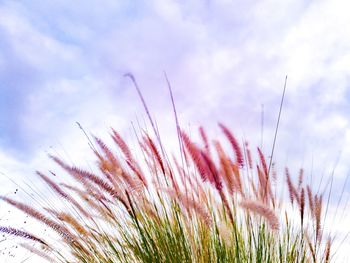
left=0, top=76, right=341, bottom=262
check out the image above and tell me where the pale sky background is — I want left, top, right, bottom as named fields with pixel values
left=1, top=0, right=350, bottom=262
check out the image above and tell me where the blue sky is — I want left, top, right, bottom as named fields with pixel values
left=1, top=0, right=349, bottom=168
left=1, top=0, right=350, bottom=260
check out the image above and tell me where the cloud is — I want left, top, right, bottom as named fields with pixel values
left=1, top=0, right=350, bottom=260
left=0, top=0, right=349, bottom=174
left=0, top=0, right=349, bottom=182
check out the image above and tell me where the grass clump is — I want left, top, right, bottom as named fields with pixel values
left=0, top=122, right=334, bottom=262
left=0, top=76, right=337, bottom=262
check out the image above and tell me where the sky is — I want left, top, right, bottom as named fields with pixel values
left=1, top=0, right=350, bottom=261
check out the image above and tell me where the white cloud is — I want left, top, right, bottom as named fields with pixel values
left=0, top=6, right=82, bottom=71
left=1, top=0, right=350, bottom=261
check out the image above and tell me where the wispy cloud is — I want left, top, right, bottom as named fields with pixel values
left=0, top=0, right=350, bottom=197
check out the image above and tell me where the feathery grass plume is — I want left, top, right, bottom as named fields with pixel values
left=257, top=165, right=270, bottom=202
left=70, top=168, right=128, bottom=203
left=324, top=237, right=331, bottom=263
left=0, top=226, right=47, bottom=245
left=199, top=149, right=235, bottom=223
left=93, top=136, right=121, bottom=171
left=307, top=185, right=315, bottom=216
left=214, top=140, right=236, bottom=195
left=200, top=149, right=223, bottom=191
left=245, top=141, right=253, bottom=169
left=218, top=123, right=244, bottom=167
left=180, top=130, right=213, bottom=183
left=314, top=194, right=323, bottom=242
left=111, top=128, right=133, bottom=161
left=258, top=147, right=274, bottom=205
left=231, top=161, right=243, bottom=194
left=257, top=147, right=268, bottom=177
left=199, top=126, right=211, bottom=156
left=286, top=168, right=300, bottom=205
left=20, top=243, right=57, bottom=263
left=126, top=160, right=149, bottom=193
left=50, top=156, right=130, bottom=210
left=0, top=197, right=75, bottom=242
left=46, top=209, right=89, bottom=237
left=37, top=171, right=91, bottom=218
left=60, top=182, right=109, bottom=205
left=143, top=133, right=166, bottom=175
left=111, top=129, right=148, bottom=187
left=240, top=199, right=279, bottom=230
left=93, top=144, right=141, bottom=195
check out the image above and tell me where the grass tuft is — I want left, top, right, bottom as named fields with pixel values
left=0, top=124, right=338, bottom=262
